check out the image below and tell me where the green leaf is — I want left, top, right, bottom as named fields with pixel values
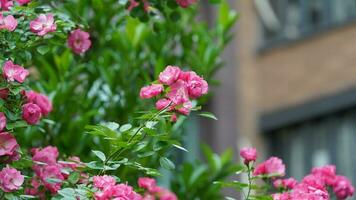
left=159, top=157, right=175, bottom=170
left=67, top=171, right=80, bottom=184
left=119, top=124, right=132, bottom=132
left=37, top=46, right=50, bottom=55
left=92, top=150, right=106, bottom=162
left=198, top=112, right=218, bottom=120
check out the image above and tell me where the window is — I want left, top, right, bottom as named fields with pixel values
left=268, top=110, right=356, bottom=183
left=256, top=0, right=356, bottom=48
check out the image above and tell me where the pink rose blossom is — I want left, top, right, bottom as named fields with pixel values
left=32, top=146, right=59, bottom=166
left=333, top=175, right=354, bottom=200
left=176, top=100, right=192, bottom=115
left=0, top=132, right=19, bottom=158
left=273, top=178, right=298, bottom=190
left=272, top=193, right=290, bottom=200
left=0, top=14, right=17, bottom=31
left=140, top=84, right=164, bottom=99
left=159, top=66, right=181, bottom=85
left=176, top=0, right=197, bottom=8
left=67, top=29, right=91, bottom=54
left=166, top=80, right=189, bottom=105
left=30, top=14, right=56, bottom=36
left=156, top=98, right=172, bottom=111
left=179, top=71, right=208, bottom=99
left=0, top=167, right=24, bottom=192
left=93, top=175, right=116, bottom=190
left=39, top=165, right=64, bottom=193
left=158, top=188, right=178, bottom=200
left=239, top=147, right=257, bottom=164
left=170, top=113, right=178, bottom=122
left=25, top=91, right=52, bottom=116
left=254, top=157, right=285, bottom=177
left=0, top=0, right=13, bottom=10
left=291, top=181, right=329, bottom=200
left=0, top=112, right=6, bottom=131
left=16, top=0, right=30, bottom=5
left=22, top=103, right=42, bottom=125
left=2, top=61, right=29, bottom=83
left=138, top=177, right=158, bottom=193
left=94, top=183, right=142, bottom=200
left=311, top=165, right=336, bottom=186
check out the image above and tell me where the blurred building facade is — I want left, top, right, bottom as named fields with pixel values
left=205, top=0, right=356, bottom=183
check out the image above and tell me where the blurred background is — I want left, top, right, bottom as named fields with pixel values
left=193, top=0, right=356, bottom=186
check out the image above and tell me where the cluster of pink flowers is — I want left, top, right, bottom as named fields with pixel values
left=239, top=147, right=355, bottom=200
left=271, top=165, right=355, bottom=200
left=138, top=177, right=177, bottom=200
left=93, top=175, right=142, bottom=200
left=140, top=66, right=208, bottom=121
left=0, top=0, right=30, bottom=10
left=23, top=90, right=53, bottom=124
left=1, top=1, right=91, bottom=54
left=92, top=176, right=177, bottom=200
left=1, top=61, right=53, bottom=125
left=26, top=146, right=85, bottom=198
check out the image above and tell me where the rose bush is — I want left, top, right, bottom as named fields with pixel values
left=1, top=0, right=353, bottom=200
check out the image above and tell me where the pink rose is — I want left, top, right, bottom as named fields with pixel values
left=140, top=84, right=164, bottom=99
left=16, top=0, right=30, bottom=5
left=0, top=0, right=13, bottom=10
left=0, top=14, right=17, bottom=31
left=333, top=175, right=354, bottom=200
left=272, top=193, right=290, bottom=200
left=311, top=165, right=336, bottom=186
left=254, top=157, right=285, bottom=177
left=176, top=100, right=192, bottom=115
left=273, top=177, right=298, bottom=190
left=291, top=180, right=329, bottom=200
left=138, top=177, right=158, bottom=193
left=159, top=66, right=181, bottom=85
left=32, top=146, right=59, bottom=166
left=2, top=61, right=29, bottom=83
left=39, top=165, right=64, bottom=193
left=0, top=132, right=18, bottom=157
left=22, top=103, right=42, bottom=125
left=166, top=80, right=189, bottom=105
left=158, top=188, right=178, bottom=200
left=67, top=29, right=91, bottom=54
left=25, top=91, right=52, bottom=116
left=239, top=147, right=257, bottom=164
left=156, top=98, right=172, bottom=111
left=0, top=112, right=6, bottom=131
left=180, top=71, right=208, bottom=99
left=93, top=175, right=116, bottom=190
left=264, top=157, right=285, bottom=176
left=30, top=14, right=56, bottom=36
left=95, top=183, right=142, bottom=200
left=0, top=167, right=24, bottom=192
left=170, top=113, right=177, bottom=122
left=176, top=0, right=197, bottom=8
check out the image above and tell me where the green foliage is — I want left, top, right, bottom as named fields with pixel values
left=171, top=145, right=241, bottom=200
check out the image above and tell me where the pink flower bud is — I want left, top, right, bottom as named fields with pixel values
left=140, top=84, right=164, bottom=99
left=16, top=0, right=31, bottom=5
left=239, top=147, right=257, bottom=164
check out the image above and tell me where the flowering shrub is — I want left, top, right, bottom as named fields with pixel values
left=216, top=147, right=355, bottom=200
